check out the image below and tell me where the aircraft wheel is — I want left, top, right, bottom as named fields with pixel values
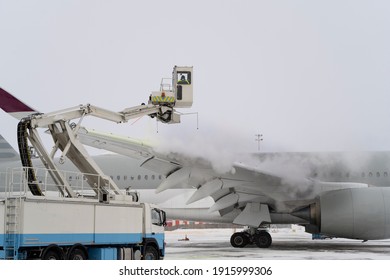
left=254, top=231, right=272, bottom=248
left=230, top=232, right=249, bottom=248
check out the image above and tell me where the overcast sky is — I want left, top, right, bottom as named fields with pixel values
left=1, top=0, right=390, bottom=155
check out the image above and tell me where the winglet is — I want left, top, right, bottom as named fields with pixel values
left=0, top=87, right=39, bottom=119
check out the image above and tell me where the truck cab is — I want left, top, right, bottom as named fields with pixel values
left=143, top=204, right=166, bottom=260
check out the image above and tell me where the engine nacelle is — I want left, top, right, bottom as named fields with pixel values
left=301, top=188, right=390, bottom=240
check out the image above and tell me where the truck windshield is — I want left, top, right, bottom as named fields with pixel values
left=151, top=208, right=164, bottom=226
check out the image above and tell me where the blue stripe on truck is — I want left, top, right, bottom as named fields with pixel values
left=1, top=233, right=146, bottom=247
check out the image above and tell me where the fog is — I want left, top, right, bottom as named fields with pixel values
left=1, top=0, right=390, bottom=155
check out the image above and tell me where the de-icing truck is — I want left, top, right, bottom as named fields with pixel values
left=0, top=66, right=194, bottom=260
left=0, top=168, right=166, bottom=260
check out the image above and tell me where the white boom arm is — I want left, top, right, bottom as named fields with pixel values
left=29, top=103, right=179, bottom=128
left=19, top=103, right=180, bottom=198
left=18, top=66, right=193, bottom=198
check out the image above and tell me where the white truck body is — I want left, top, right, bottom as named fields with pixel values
left=0, top=169, right=165, bottom=260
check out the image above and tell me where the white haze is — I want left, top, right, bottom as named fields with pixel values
left=1, top=0, right=390, bottom=159
left=153, top=127, right=247, bottom=174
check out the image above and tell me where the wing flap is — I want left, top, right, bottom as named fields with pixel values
left=186, top=178, right=223, bottom=204
left=155, top=167, right=191, bottom=193
left=209, top=193, right=239, bottom=213
left=140, top=157, right=181, bottom=177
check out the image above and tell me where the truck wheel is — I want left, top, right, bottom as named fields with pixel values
left=68, top=248, right=87, bottom=260
left=41, top=246, right=64, bottom=260
left=143, top=246, right=159, bottom=260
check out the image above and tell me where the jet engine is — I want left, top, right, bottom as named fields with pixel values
left=294, top=187, right=390, bottom=240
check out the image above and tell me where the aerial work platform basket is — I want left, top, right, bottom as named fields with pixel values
left=150, top=66, right=193, bottom=108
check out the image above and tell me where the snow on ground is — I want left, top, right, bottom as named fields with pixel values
left=164, top=227, right=390, bottom=260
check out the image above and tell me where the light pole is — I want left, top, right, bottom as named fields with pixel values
left=255, top=134, right=263, bottom=152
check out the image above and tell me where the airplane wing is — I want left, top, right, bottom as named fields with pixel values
left=77, top=127, right=327, bottom=220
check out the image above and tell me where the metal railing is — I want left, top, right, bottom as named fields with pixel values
left=1, top=167, right=122, bottom=200
left=160, top=78, right=173, bottom=92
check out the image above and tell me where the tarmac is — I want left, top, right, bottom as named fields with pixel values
left=164, top=227, right=390, bottom=260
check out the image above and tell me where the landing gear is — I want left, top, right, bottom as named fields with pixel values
left=230, top=232, right=250, bottom=248
left=230, top=228, right=272, bottom=248
left=253, top=231, right=272, bottom=248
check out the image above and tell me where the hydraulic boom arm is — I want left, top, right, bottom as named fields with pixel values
left=17, top=66, right=193, bottom=197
